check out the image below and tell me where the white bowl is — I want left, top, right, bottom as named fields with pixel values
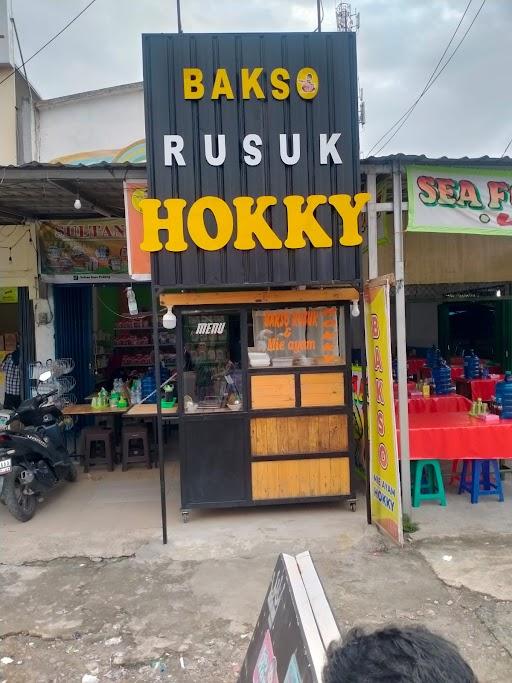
left=228, top=403, right=242, bottom=411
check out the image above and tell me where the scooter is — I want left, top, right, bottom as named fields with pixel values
left=0, top=371, right=77, bottom=522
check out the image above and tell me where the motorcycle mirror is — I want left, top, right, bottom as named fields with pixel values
left=39, top=370, right=52, bottom=382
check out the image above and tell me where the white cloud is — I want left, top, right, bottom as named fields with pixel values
left=9, top=0, right=511, bottom=158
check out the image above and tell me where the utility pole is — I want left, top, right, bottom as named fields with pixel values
left=316, top=0, right=322, bottom=32
left=176, top=0, right=183, bottom=33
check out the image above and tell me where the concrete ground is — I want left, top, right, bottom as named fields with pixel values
left=1, top=464, right=512, bottom=682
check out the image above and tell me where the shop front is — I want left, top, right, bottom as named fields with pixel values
left=138, top=30, right=368, bottom=532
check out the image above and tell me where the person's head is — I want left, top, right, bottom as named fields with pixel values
left=323, top=626, right=477, bottom=683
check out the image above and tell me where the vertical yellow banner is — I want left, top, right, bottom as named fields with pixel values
left=364, top=278, right=403, bottom=545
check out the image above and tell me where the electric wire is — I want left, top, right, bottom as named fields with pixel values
left=500, top=136, right=512, bottom=158
left=365, top=0, right=485, bottom=158
left=0, top=0, right=98, bottom=87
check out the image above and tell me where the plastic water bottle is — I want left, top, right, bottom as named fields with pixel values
left=464, top=349, right=480, bottom=379
left=126, top=287, right=138, bottom=316
left=495, top=372, right=512, bottom=419
left=432, top=360, right=452, bottom=395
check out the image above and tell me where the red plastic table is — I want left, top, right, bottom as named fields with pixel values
left=455, top=376, right=504, bottom=402
left=394, top=395, right=471, bottom=415
left=397, top=412, right=512, bottom=460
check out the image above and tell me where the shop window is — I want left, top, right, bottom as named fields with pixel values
left=250, top=306, right=346, bottom=368
left=182, top=312, right=243, bottom=413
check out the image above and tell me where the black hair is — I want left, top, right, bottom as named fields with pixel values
left=323, top=626, right=478, bottom=683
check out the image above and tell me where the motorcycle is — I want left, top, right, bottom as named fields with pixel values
left=0, top=371, right=77, bottom=522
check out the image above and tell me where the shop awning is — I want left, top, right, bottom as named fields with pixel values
left=0, top=162, right=146, bottom=224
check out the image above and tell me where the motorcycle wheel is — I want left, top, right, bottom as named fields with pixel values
left=65, top=461, right=78, bottom=482
left=3, top=466, right=37, bottom=522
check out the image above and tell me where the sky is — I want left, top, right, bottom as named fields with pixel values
left=9, top=0, right=512, bottom=159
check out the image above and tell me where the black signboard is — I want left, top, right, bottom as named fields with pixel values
left=238, top=552, right=340, bottom=683
left=142, top=32, right=361, bottom=289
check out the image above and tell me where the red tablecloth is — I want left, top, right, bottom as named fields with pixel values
left=397, top=412, right=512, bottom=460
left=455, top=376, right=504, bottom=402
left=395, top=395, right=471, bottom=415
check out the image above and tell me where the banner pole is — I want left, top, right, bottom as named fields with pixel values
left=393, top=165, right=412, bottom=516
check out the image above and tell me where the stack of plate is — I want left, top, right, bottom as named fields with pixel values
left=249, top=351, right=271, bottom=368
left=272, top=357, right=293, bottom=367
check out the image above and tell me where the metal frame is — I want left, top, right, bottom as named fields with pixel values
left=363, top=166, right=412, bottom=517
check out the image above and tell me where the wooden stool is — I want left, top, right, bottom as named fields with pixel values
left=83, top=427, right=114, bottom=473
left=122, top=425, right=151, bottom=471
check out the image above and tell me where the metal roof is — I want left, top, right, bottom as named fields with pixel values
left=0, top=163, right=146, bottom=224
left=1, top=154, right=512, bottom=225
left=362, top=153, right=512, bottom=168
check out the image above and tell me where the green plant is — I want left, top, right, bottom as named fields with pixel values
left=402, top=514, right=419, bottom=534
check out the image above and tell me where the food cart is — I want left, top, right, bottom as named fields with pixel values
left=138, top=30, right=369, bottom=534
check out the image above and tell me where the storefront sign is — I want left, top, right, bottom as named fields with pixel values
left=142, top=33, right=364, bottom=288
left=407, top=165, right=512, bottom=236
left=123, top=179, right=151, bottom=281
left=364, top=279, right=403, bottom=545
left=38, top=219, right=129, bottom=283
left=0, top=287, right=18, bottom=303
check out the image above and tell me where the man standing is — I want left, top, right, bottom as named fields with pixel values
left=1, top=344, right=20, bottom=410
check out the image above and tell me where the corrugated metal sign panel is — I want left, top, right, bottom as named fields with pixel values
left=143, top=32, right=360, bottom=288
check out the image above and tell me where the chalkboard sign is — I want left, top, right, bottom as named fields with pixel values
left=238, top=552, right=340, bottom=683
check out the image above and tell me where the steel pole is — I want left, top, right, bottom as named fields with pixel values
left=393, top=166, right=412, bottom=516
left=152, top=285, right=168, bottom=544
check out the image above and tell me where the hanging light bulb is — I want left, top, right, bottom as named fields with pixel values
left=74, top=181, right=82, bottom=210
left=350, top=300, right=360, bottom=317
left=163, top=305, right=177, bottom=330
left=496, top=289, right=502, bottom=298
left=8, top=248, right=12, bottom=263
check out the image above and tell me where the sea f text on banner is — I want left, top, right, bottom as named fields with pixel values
left=139, top=193, right=369, bottom=253
left=364, top=278, right=403, bottom=546
left=407, top=165, right=512, bottom=236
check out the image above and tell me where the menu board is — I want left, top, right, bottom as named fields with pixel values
left=251, top=307, right=343, bottom=367
left=238, top=552, right=339, bottom=683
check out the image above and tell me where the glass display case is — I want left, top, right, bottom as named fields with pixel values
left=249, top=306, right=346, bottom=368
left=181, top=312, right=243, bottom=413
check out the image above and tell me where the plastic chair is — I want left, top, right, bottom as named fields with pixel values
left=411, top=460, right=447, bottom=507
left=83, top=427, right=114, bottom=473
left=122, top=425, right=151, bottom=471
left=458, top=459, right=504, bottom=504
left=448, top=460, right=461, bottom=486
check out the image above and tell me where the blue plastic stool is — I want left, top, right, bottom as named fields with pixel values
left=458, top=459, right=504, bottom=504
